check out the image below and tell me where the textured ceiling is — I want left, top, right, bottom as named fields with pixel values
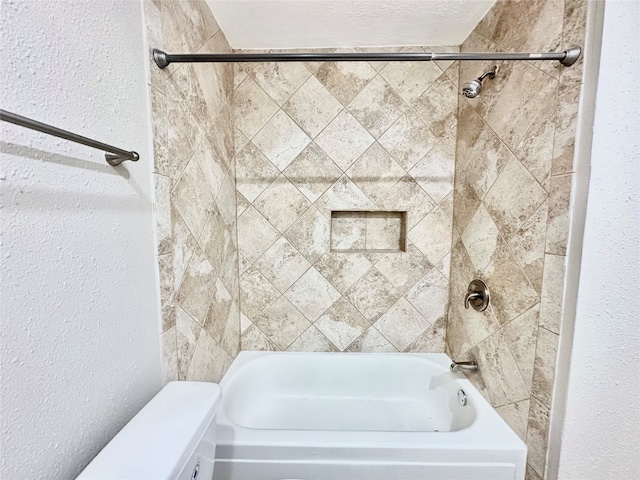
left=207, top=0, right=497, bottom=49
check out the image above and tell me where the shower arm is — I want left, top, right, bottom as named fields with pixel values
left=152, top=46, right=581, bottom=69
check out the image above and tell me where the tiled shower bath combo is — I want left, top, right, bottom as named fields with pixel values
left=143, top=1, right=586, bottom=479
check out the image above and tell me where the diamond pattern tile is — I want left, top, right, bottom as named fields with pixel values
left=283, top=76, right=343, bottom=138
left=252, top=110, right=311, bottom=171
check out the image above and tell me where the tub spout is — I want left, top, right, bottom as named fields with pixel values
left=450, top=360, right=478, bottom=374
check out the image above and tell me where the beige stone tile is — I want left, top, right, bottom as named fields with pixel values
left=379, top=57, right=443, bottom=104
left=240, top=313, right=252, bottom=334
left=461, top=204, right=502, bottom=273
left=234, top=63, right=248, bottom=90
left=282, top=205, right=330, bottom=263
left=186, top=331, right=232, bottom=383
left=412, top=73, right=457, bottom=138
left=253, top=175, right=311, bottom=233
left=426, top=44, right=460, bottom=72
left=436, top=252, right=451, bottom=280
left=374, top=297, right=431, bottom=352
left=480, top=238, right=540, bottom=325
left=470, top=330, right=530, bottom=407
left=175, top=247, right=216, bottom=326
left=238, top=253, right=251, bottom=276
left=408, top=206, right=452, bottom=265
left=235, top=142, right=279, bottom=203
left=314, top=175, right=376, bottom=219
left=149, top=87, right=169, bottom=175
left=453, top=104, right=512, bottom=232
left=202, top=277, right=232, bottom=341
left=348, top=75, right=408, bottom=138
left=314, top=60, right=377, bottom=107
left=375, top=243, right=432, bottom=295
left=252, top=110, right=311, bottom=171
left=158, top=253, right=175, bottom=329
left=314, top=298, right=370, bottom=351
left=510, top=201, right=548, bottom=295
left=378, top=175, right=436, bottom=230
left=484, top=63, right=558, bottom=151
left=351, top=46, right=400, bottom=73
left=525, top=464, right=542, bottom=480
left=234, top=76, right=278, bottom=138
left=165, top=64, right=209, bottom=147
left=250, top=62, right=311, bottom=106
left=235, top=127, right=249, bottom=155
left=283, top=143, right=342, bottom=203
left=539, top=253, right=566, bottom=334
left=194, top=136, right=227, bottom=201
left=445, top=241, right=501, bottom=357
left=345, top=326, right=398, bottom=353
left=552, top=78, right=581, bottom=175
left=175, top=305, right=201, bottom=380
left=199, top=206, right=231, bottom=272
left=404, top=316, right=446, bottom=353
left=314, top=252, right=372, bottom=294
left=503, top=304, right=540, bottom=393
left=514, top=99, right=556, bottom=191
left=155, top=174, right=172, bottom=255
left=220, top=299, right=240, bottom=357
left=405, top=267, right=449, bottom=325
left=286, top=325, right=339, bottom=352
left=194, top=35, right=232, bottom=121
left=171, top=156, right=214, bottom=240
left=496, top=399, right=531, bottom=442
left=239, top=266, right=280, bottom=321
left=241, top=323, right=279, bottom=351
left=315, top=110, right=375, bottom=171
left=284, top=267, right=341, bottom=322
left=473, top=0, right=563, bottom=54
left=283, top=76, right=343, bottom=138
left=443, top=61, right=460, bottom=86
left=255, top=237, right=311, bottom=294
left=162, top=327, right=178, bottom=382
left=526, top=396, right=550, bottom=478
left=236, top=206, right=279, bottom=263
left=409, top=141, right=455, bottom=203
left=253, top=296, right=311, bottom=350
left=546, top=173, right=572, bottom=255
left=365, top=212, right=404, bottom=251
left=346, top=267, right=400, bottom=322
left=484, top=158, right=548, bottom=239
left=236, top=192, right=250, bottom=218
left=378, top=110, right=438, bottom=171
left=346, top=143, right=405, bottom=203
left=561, top=0, right=588, bottom=85
left=330, top=211, right=366, bottom=250
left=161, top=0, right=219, bottom=54
left=170, top=205, right=198, bottom=290
left=532, top=326, right=559, bottom=408
left=216, top=172, right=237, bottom=228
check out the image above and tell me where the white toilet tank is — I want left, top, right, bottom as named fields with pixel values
left=77, top=382, right=221, bottom=480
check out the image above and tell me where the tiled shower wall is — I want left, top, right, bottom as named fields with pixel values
left=446, top=1, right=586, bottom=479
left=144, top=0, right=239, bottom=382
left=234, top=48, right=460, bottom=353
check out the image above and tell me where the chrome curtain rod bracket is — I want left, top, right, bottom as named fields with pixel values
left=152, top=46, right=581, bottom=69
left=0, top=109, right=140, bottom=167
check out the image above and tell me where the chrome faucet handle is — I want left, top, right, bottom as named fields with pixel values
left=465, top=279, right=490, bottom=312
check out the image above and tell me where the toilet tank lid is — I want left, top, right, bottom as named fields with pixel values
left=77, top=382, right=221, bottom=480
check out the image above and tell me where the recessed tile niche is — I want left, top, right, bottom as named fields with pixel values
left=330, top=211, right=407, bottom=252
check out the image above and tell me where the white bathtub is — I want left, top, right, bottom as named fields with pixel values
left=215, top=352, right=526, bottom=480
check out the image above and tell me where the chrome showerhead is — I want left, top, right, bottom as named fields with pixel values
left=462, top=65, right=498, bottom=98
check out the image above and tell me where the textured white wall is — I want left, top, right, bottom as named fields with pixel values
left=0, top=1, right=162, bottom=479
left=207, top=0, right=496, bottom=48
left=557, top=1, right=640, bottom=478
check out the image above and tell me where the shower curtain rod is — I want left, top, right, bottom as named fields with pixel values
left=0, top=109, right=139, bottom=166
left=152, top=46, right=581, bottom=69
